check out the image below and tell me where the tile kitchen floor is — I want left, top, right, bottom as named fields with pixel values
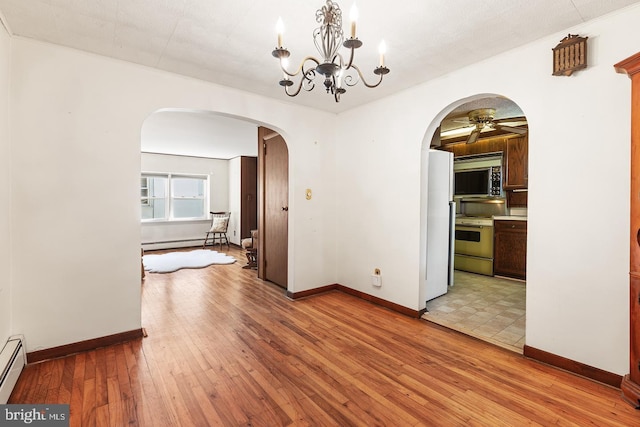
left=422, top=270, right=526, bottom=353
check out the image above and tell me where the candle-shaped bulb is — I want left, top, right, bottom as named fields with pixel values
left=349, top=4, right=358, bottom=38
left=378, top=40, right=386, bottom=67
left=276, top=17, right=284, bottom=47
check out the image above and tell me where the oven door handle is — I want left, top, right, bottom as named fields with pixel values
left=457, top=224, right=485, bottom=229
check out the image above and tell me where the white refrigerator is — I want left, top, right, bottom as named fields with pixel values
left=425, top=149, right=455, bottom=301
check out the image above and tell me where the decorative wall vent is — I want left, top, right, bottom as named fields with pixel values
left=552, top=34, right=588, bottom=76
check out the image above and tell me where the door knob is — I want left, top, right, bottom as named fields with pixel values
left=282, top=206, right=289, bottom=211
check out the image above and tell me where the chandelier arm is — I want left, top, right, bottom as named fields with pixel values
left=331, top=53, right=345, bottom=70
left=348, top=64, right=385, bottom=88
left=284, top=70, right=317, bottom=97
left=301, top=68, right=317, bottom=91
left=282, top=56, right=321, bottom=77
left=343, top=73, right=359, bottom=87
left=344, top=45, right=356, bottom=69
left=283, top=79, right=307, bottom=97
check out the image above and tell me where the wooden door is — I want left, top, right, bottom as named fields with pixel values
left=258, top=127, right=288, bottom=288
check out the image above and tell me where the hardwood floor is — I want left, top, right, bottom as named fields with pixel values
left=9, top=246, right=638, bottom=426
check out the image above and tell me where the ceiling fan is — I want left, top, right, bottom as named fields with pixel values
left=456, top=108, right=528, bottom=144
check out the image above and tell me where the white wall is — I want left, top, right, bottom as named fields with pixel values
left=140, top=152, right=229, bottom=250
left=0, top=22, right=11, bottom=345
left=9, top=37, right=337, bottom=353
left=335, top=5, right=639, bottom=375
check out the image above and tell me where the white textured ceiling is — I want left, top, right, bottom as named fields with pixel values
left=1, top=0, right=639, bottom=114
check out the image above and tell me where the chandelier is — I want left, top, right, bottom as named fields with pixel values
left=272, top=0, right=390, bottom=103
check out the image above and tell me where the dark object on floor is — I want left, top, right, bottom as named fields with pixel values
left=241, top=229, right=258, bottom=269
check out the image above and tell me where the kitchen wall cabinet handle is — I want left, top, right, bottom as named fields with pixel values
left=282, top=206, right=289, bottom=211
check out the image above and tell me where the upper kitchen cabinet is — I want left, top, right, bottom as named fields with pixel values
left=504, top=136, right=528, bottom=190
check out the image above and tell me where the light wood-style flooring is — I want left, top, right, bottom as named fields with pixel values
left=9, top=246, right=639, bottom=426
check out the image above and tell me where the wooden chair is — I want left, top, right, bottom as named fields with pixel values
left=203, top=212, right=230, bottom=250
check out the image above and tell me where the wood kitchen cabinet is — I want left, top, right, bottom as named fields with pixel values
left=494, top=220, right=527, bottom=280
left=507, top=189, right=528, bottom=208
left=504, top=136, right=528, bottom=190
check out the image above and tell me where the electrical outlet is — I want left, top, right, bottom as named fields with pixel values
left=371, top=273, right=381, bottom=287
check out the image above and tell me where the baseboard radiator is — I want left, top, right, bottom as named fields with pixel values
left=142, top=238, right=204, bottom=251
left=0, top=336, right=26, bottom=404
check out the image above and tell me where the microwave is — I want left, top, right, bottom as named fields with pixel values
left=453, top=154, right=503, bottom=197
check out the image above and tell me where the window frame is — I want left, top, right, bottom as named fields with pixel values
left=140, top=172, right=210, bottom=222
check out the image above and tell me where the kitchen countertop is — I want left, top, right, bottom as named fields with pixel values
left=493, top=216, right=527, bottom=221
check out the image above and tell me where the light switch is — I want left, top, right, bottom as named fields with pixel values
left=305, top=189, right=312, bottom=200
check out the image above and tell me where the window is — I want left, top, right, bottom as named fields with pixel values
left=141, top=176, right=167, bottom=218
left=141, top=173, right=208, bottom=221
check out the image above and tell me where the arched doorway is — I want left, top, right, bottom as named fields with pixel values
left=140, top=109, right=259, bottom=251
left=420, top=94, right=529, bottom=353
left=139, top=110, right=290, bottom=291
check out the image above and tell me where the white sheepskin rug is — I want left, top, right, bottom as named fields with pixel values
left=143, top=249, right=236, bottom=273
